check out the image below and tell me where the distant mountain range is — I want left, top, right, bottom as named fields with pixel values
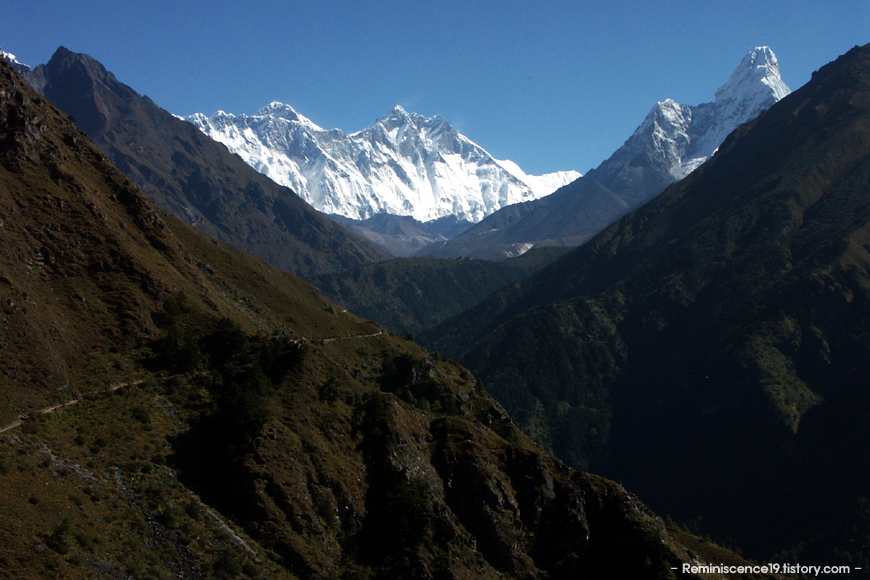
left=15, top=47, right=389, bottom=278
left=311, top=48, right=795, bottom=335
left=7, top=46, right=789, bottom=263
left=186, top=104, right=580, bottom=224
left=425, top=46, right=791, bottom=258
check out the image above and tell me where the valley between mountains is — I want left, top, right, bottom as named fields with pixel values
left=2, top=38, right=870, bottom=579
left=0, top=51, right=779, bottom=579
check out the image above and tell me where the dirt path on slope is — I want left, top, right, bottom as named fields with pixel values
left=322, top=330, right=384, bottom=343
left=0, top=379, right=145, bottom=434
left=0, top=329, right=386, bottom=434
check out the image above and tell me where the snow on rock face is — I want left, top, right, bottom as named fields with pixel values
left=687, top=46, right=791, bottom=170
left=0, top=49, right=32, bottom=73
left=715, top=46, right=791, bottom=106
left=601, top=46, right=791, bottom=183
left=186, top=104, right=579, bottom=222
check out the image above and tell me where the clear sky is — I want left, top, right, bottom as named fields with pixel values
left=2, top=0, right=867, bottom=175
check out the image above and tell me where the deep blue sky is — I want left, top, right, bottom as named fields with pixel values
left=3, top=1, right=867, bottom=175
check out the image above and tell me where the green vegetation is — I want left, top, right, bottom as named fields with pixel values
left=379, top=353, right=463, bottom=414
left=313, top=248, right=569, bottom=335
left=423, top=43, right=870, bottom=566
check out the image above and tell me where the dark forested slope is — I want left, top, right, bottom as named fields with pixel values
left=314, top=247, right=570, bottom=335
left=423, top=44, right=870, bottom=562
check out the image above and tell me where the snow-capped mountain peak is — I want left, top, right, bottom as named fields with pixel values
left=186, top=105, right=580, bottom=222
left=689, top=46, right=791, bottom=168
left=602, top=46, right=791, bottom=183
left=715, top=46, right=790, bottom=104
left=388, top=104, right=411, bottom=118
left=253, top=101, right=325, bottom=133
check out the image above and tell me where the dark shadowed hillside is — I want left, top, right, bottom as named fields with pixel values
left=420, top=176, right=633, bottom=258
left=0, top=56, right=776, bottom=579
left=314, top=247, right=570, bottom=335
left=21, top=47, right=389, bottom=279
left=423, top=44, right=870, bottom=565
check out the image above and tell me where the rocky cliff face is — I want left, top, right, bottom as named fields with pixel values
left=210, top=351, right=714, bottom=579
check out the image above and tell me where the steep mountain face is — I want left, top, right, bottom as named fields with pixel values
left=423, top=44, right=870, bottom=563
left=0, top=57, right=774, bottom=580
left=598, top=46, right=790, bottom=185
left=186, top=104, right=580, bottom=223
left=427, top=47, right=791, bottom=259
left=18, top=47, right=389, bottom=278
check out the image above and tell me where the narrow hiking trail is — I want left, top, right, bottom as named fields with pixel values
left=0, top=379, right=145, bottom=434
left=0, top=329, right=385, bottom=434
left=322, top=330, right=384, bottom=343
